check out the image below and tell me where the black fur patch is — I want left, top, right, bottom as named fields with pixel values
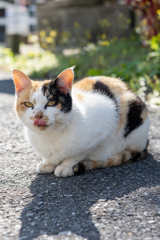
left=130, top=139, right=148, bottom=162
left=73, top=163, right=85, bottom=175
left=130, top=151, right=141, bottom=162
left=124, top=96, right=146, bottom=137
left=42, top=78, right=72, bottom=113
left=93, top=81, right=118, bottom=110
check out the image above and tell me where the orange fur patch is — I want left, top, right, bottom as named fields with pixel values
left=75, top=94, right=84, bottom=101
left=16, top=80, right=44, bottom=117
left=91, top=161, right=99, bottom=169
left=55, top=103, right=62, bottom=110
left=99, top=76, right=128, bottom=96
left=106, top=151, right=131, bottom=167
left=16, top=89, right=31, bottom=116
left=33, top=98, right=36, bottom=105
left=126, top=146, right=141, bottom=152
left=49, top=94, right=54, bottom=99
left=73, top=76, right=128, bottom=97
left=117, top=91, right=135, bottom=133
left=30, top=116, right=34, bottom=121
left=141, top=108, right=148, bottom=122
left=30, top=80, right=43, bottom=93
left=73, top=78, right=96, bottom=91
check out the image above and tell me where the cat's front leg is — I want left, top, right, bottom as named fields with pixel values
left=37, top=160, right=55, bottom=173
left=54, top=153, right=87, bottom=177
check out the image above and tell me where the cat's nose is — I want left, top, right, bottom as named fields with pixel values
left=35, top=110, right=43, bottom=119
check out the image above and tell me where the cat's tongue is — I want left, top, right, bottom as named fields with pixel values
left=34, top=119, right=46, bottom=126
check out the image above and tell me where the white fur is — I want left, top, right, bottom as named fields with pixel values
left=19, top=86, right=149, bottom=177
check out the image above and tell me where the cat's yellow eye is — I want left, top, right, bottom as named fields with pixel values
left=46, top=101, right=55, bottom=106
left=24, top=102, right=34, bottom=108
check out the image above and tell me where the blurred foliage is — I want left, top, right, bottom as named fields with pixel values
left=148, top=33, right=160, bottom=50
left=27, top=13, right=130, bottom=53
left=51, top=36, right=160, bottom=100
left=1, top=7, right=160, bottom=103
left=0, top=47, right=58, bottom=77
left=1, top=35, right=159, bottom=101
left=146, top=33, right=160, bottom=103
left=127, top=0, right=160, bottom=41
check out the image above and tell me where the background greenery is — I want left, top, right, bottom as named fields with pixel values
left=1, top=34, right=160, bottom=101
left=1, top=0, right=160, bottom=102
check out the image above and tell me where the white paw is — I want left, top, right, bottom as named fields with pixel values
left=54, top=165, right=74, bottom=177
left=37, top=162, right=55, bottom=173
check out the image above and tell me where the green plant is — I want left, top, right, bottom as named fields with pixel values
left=148, top=33, right=160, bottom=51
left=0, top=36, right=159, bottom=101
left=0, top=47, right=59, bottom=77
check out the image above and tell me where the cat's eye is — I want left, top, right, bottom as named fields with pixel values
left=46, top=101, right=55, bottom=106
left=24, top=102, right=34, bottom=108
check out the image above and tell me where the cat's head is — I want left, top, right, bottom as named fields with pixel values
left=12, top=67, right=74, bottom=133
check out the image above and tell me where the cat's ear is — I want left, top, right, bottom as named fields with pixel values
left=12, top=69, right=31, bottom=93
left=56, top=66, right=75, bottom=94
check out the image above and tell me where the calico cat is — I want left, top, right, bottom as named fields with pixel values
left=12, top=67, right=149, bottom=177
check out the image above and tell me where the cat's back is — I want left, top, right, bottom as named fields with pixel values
left=73, top=76, right=149, bottom=137
left=73, top=76, right=128, bottom=98
left=72, top=76, right=120, bottom=116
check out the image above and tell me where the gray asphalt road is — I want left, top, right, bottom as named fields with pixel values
left=0, top=80, right=160, bottom=240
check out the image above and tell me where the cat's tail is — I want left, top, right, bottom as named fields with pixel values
left=73, top=140, right=149, bottom=175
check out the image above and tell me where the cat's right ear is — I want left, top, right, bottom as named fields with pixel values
left=55, top=66, right=75, bottom=94
left=12, top=69, right=31, bottom=94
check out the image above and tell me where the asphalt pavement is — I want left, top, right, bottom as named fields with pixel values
left=0, top=77, right=160, bottom=240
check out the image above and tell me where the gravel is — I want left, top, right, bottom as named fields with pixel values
left=0, top=80, right=160, bottom=240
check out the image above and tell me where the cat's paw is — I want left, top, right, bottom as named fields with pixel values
left=54, top=166, right=74, bottom=177
left=37, top=162, right=55, bottom=173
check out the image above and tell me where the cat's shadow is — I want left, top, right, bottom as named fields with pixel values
left=19, top=154, right=160, bottom=240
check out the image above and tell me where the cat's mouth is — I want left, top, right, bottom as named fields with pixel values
left=34, top=119, right=48, bottom=129
left=34, top=119, right=46, bottom=126
left=35, top=125, right=48, bottom=131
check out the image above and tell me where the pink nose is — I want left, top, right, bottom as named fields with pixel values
left=35, top=110, right=43, bottom=119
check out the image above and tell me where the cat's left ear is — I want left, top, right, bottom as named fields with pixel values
left=56, top=66, right=75, bottom=94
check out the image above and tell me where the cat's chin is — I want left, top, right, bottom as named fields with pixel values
left=34, top=125, right=49, bottom=131
left=26, top=123, right=53, bottom=133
